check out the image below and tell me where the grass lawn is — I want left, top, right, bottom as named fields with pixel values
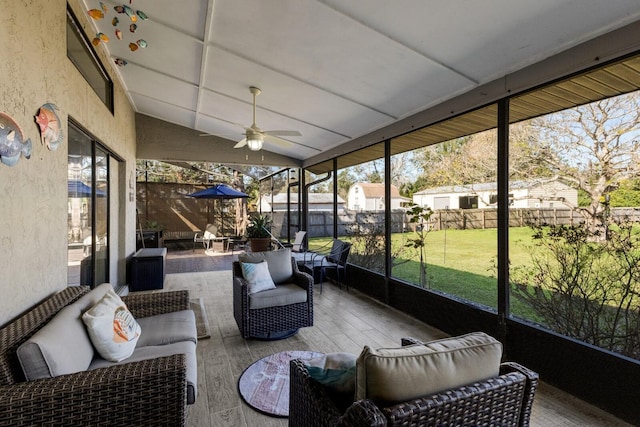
left=308, top=226, right=539, bottom=318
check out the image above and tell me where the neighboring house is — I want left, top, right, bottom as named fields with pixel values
left=412, top=179, right=578, bottom=210
left=347, top=183, right=411, bottom=211
left=259, top=192, right=345, bottom=212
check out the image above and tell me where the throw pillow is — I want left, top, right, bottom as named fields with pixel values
left=240, top=260, right=276, bottom=294
left=355, top=332, right=502, bottom=404
left=305, top=352, right=357, bottom=394
left=238, top=248, right=292, bottom=284
left=82, top=289, right=141, bottom=362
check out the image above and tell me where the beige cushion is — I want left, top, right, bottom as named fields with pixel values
left=249, top=283, right=307, bottom=309
left=136, top=309, right=197, bottom=347
left=16, top=283, right=113, bottom=381
left=239, top=248, right=292, bottom=284
left=82, top=289, right=141, bottom=362
left=355, top=332, right=502, bottom=404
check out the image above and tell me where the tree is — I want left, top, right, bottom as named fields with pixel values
left=531, top=91, right=640, bottom=234
left=510, top=221, right=640, bottom=359
left=404, top=203, right=434, bottom=288
left=414, top=123, right=547, bottom=190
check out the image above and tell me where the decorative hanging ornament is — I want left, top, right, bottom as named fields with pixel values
left=92, top=37, right=101, bottom=47
left=88, top=9, right=104, bottom=20
left=136, top=10, right=148, bottom=20
left=112, top=17, right=119, bottom=26
left=136, top=39, right=148, bottom=48
left=123, top=5, right=135, bottom=18
left=114, top=5, right=124, bottom=14
left=115, top=29, right=123, bottom=40
left=97, top=32, right=109, bottom=43
left=128, top=42, right=138, bottom=52
left=100, top=2, right=108, bottom=12
left=114, top=58, right=128, bottom=67
left=129, top=23, right=137, bottom=33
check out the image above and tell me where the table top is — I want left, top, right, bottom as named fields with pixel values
left=133, top=247, right=167, bottom=257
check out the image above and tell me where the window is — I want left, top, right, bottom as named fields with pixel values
left=66, top=6, right=113, bottom=111
left=509, top=87, right=640, bottom=362
left=390, top=105, right=498, bottom=309
left=459, top=195, right=478, bottom=209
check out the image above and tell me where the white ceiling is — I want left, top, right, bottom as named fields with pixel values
left=83, top=0, right=640, bottom=162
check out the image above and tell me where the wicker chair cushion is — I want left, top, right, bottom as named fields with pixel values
left=17, top=283, right=113, bottom=381
left=240, top=261, right=277, bottom=294
left=88, top=339, right=198, bottom=404
left=136, top=309, right=197, bottom=347
left=249, top=284, right=308, bottom=309
left=356, top=332, right=502, bottom=404
left=239, top=248, right=292, bottom=284
left=82, top=289, right=141, bottom=362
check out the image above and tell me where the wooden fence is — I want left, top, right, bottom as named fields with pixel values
left=272, top=207, right=640, bottom=238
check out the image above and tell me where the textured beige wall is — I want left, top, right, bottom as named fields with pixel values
left=0, top=0, right=137, bottom=325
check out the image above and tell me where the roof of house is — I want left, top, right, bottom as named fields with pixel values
left=266, top=193, right=345, bottom=204
left=413, top=179, right=574, bottom=195
left=354, top=182, right=407, bottom=199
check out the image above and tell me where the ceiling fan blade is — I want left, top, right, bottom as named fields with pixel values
left=234, top=138, right=247, bottom=149
left=264, top=130, right=301, bottom=137
left=264, top=134, right=294, bottom=147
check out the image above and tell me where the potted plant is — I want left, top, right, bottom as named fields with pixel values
left=246, top=214, right=273, bottom=252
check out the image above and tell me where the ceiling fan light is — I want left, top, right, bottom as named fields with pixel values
left=247, top=135, right=263, bottom=151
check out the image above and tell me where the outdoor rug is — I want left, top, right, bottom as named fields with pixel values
left=190, top=297, right=211, bottom=340
left=238, top=350, right=323, bottom=417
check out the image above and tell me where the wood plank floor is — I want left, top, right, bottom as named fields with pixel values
left=163, top=249, right=631, bottom=427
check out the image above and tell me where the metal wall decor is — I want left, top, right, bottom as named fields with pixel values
left=0, top=112, right=32, bottom=166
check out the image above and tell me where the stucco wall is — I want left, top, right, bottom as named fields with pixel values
left=0, top=0, right=137, bottom=326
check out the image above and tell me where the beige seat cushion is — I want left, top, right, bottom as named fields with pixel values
left=355, top=332, right=502, bottom=404
left=249, top=283, right=307, bottom=309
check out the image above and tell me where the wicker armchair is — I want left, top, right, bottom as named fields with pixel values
left=0, top=287, right=192, bottom=427
left=289, top=337, right=539, bottom=427
left=233, top=256, right=313, bottom=339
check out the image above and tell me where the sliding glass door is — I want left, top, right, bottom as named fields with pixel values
left=67, top=122, right=109, bottom=287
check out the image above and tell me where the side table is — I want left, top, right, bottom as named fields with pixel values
left=130, top=247, right=167, bottom=291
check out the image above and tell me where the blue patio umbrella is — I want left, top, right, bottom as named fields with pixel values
left=187, top=184, right=249, bottom=199
left=188, top=184, right=248, bottom=233
left=68, top=180, right=106, bottom=197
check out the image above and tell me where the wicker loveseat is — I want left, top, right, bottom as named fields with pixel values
left=289, top=334, right=539, bottom=427
left=0, top=285, right=196, bottom=426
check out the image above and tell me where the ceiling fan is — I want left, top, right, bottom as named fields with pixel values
left=231, top=86, right=301, bottom=151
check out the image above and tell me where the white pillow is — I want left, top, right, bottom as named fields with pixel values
left=240, top=260, right=276, bottom=294
left=82, top=289, right=141, bottom=362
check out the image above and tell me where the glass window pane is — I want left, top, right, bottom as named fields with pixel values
left=94, top=146, right=109, bottom=284
left=305, top=170, right=334, bottom=251
left=337, top=144, right=386, bottom=275
left=391, top=106, right=498, bottom=310
left=66, top=8, right=113, bottom=110
left=509, top=88, right=640, bottom=361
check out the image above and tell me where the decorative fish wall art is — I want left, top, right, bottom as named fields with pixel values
left=35, top=103, right=64, bottom=151
left=0, top=112, right=32, bottom=167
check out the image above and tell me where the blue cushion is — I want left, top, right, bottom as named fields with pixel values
left=305, top=352, right=357, bottom=394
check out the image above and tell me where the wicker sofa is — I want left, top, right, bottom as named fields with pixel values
left=289, top=335, right=539, bottom=427
left=0, top=285, right=196, bottom=426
